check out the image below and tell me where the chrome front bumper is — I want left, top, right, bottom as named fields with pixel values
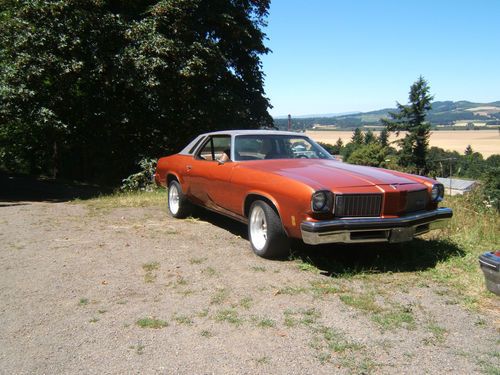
left=300, top=208, right=453, bottom=245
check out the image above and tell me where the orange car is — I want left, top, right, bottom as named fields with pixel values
left=155, top=130, right=452, bottom=258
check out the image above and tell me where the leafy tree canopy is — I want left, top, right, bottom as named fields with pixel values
left=0, top=0, right=272, bottom=183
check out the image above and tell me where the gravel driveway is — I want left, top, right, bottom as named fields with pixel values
left=0, top=179, right=498, bottom=374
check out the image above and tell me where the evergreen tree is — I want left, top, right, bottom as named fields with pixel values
left=335, top=137, right=344, bottom=150
left=465, top=145, right=473, bottom=155
left=381, top=76, right=433, bottom=174
left=351, top=128, right=364, bottom=145
left=378, top=128, right=389, bottom=147
left=364, top=129, right=376, bottom=144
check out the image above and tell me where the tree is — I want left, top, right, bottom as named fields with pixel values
left=335, top=137, right=344, bottom=150
left=364, top=129, right=376, bottom=144
left=381, top=76, right=433, bottom=174
left=378, top=128, right=389, bottom=147
left=0, top=0, right=272, bottom=183
left=351, top=128, right=364, bottom=145
left=465, top=145, right=473, bottom=155
left=347, top=143, right=394, bottom=168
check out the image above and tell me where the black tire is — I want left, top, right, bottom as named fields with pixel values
left=167, top=180, right=192, bottom=218
left=248, top=200, right=290, bottom=259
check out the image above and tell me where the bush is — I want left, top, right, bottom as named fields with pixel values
left=120, top=158, right=157, bottom=192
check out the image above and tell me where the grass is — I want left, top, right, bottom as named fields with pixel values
left=424, top=322, right=448, bottom=345
left=81, top=189, right=167, bottom=209
left=173, top=314, right=193, bottom=325
left=136, top=317, right=168, bottom=329
left=215, top=308, right=243, bottom=326
left=210, top=288, right=229, bottom=305
left=250, top=266, right=266, bottom=272
left=256, top=317, right=276, bottom=328
left=339, top=293, right=382, bottom=314
left=79, top=298, right=89, bottom=306
left=189, top=257, right=207, bottom=265
left=239, top=297, right=253, bottom=309
left=142, top=261, right=160, bottom=283
left=288, top=193, right=499, bottom=311
left=372, top=308, right=415, bottom=331
left=200, top=330, right=213, bottom=338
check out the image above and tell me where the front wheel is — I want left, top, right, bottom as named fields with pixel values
left=168, top=180, right=192, bottom=218
left=248, top=200, right=290, bottom=259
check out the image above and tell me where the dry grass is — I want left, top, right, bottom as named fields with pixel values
left=307, top=130, right=500, bottom=157
left=81, top=189, right=167, bottom=209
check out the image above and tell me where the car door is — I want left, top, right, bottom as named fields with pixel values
left=187, top=135, right=236, bottom=211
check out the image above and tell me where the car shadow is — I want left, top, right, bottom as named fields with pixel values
left=188, top=207, right=464, bottom=276
left=289, top=238, right=465, bottom=276
left=0, top=173, right=109, bottom=203
left=188, top=207, right=248, bottom=238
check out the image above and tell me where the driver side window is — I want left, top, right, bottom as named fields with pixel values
left=196, top=136, right=231, bottom=161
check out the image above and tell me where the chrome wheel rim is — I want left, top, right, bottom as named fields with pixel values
left=169, top=185, right=180, bottom=214
left=250, top=206, right=267, bottom=251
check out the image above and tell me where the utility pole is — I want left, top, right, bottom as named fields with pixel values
left=436, top=157, right=457, bottom=195
left=287, top=114, right=291, bottom=131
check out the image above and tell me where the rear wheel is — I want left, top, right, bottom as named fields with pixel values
left=248, top=200, right=290, bottom=259
left=168, top=180, right=192, bottom=218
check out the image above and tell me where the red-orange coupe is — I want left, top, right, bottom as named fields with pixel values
left=155, top=130, right=452, bottom=258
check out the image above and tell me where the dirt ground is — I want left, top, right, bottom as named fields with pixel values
left=1, top=177, right=499, bottom=374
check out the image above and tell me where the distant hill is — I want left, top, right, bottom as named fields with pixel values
left=274, top=100, right=500, bottom=130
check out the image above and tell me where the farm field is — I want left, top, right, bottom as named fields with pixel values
left=307, top=130, right=500, bottom=157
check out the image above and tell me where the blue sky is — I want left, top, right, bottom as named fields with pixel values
left=261, top=0, right=500, bottom=117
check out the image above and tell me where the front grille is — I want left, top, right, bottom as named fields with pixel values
left=405, top=189, right=429, bottom=213
left=334, top=194, right=382, bottom=217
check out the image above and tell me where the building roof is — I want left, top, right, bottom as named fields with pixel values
left=436, top=177, right=478, bottom=191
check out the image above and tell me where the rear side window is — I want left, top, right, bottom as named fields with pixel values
left=196, top=136, right=231, bottom=161
left=188, top=136, right=205, bottom=154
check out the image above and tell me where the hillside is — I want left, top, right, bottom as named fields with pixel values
left=274, top=100, right=500, bottom=130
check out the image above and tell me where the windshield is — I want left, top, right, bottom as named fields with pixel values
left=234, top=135, right=333, bottom=161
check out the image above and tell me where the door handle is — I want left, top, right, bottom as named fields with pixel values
left=186, top=165, right=192, bottom=171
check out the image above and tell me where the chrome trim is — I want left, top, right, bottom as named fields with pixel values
left=301, top=207, right=452, bottom=245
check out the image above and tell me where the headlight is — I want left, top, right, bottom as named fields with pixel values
left=431, top=184, right=444, bottom=202
left=311, top=191, right=333, bottom=212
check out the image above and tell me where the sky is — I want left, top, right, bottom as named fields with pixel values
left=261, top=0, right=500, bottom=117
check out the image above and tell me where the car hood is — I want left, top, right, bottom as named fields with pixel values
left=238, top=159, right=421, bottom=189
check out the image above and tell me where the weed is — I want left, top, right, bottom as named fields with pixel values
left=79, top=298, right=89, bottom=306
left=173, top=314, right=193, bottom=325
left=136, top=343, right=145, bottom=355
left=210, top=288, right=229, bottom=305
left=424, top=323, right=448, bottom=345
left=83, top=190, right=167, bottom=209
left=215, top=309, right=243, bottom=326
left=256, top=317, right=276, bottom=328
left=97, top=309, right=107, bottom=314
left=255, top=356, right=270, bottom=365
left=372, top=308, right=415, bottom=331
left=89, top=317, right=99, bottom=323
left=250, top=266, right=266, bottom=272
left=275, top=286, right=307, bottom=295
left=189, top=257, right=207, bottom=265
left=239, top=297, right=253, bottom=310
left=310, top=280, right=341, bottom=296
left=203, top=267, right=218, bottom=277
left=142, top=262, right=160, bottom=272
left=196, top=308, right=209, bottom=318
left=200, top=330, right=213, bottom=338
left=143, top=262, right=160, bottom=283
left=339, top=293, right=382, bottom=313
left=136, top=317, right=168, bottom=329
